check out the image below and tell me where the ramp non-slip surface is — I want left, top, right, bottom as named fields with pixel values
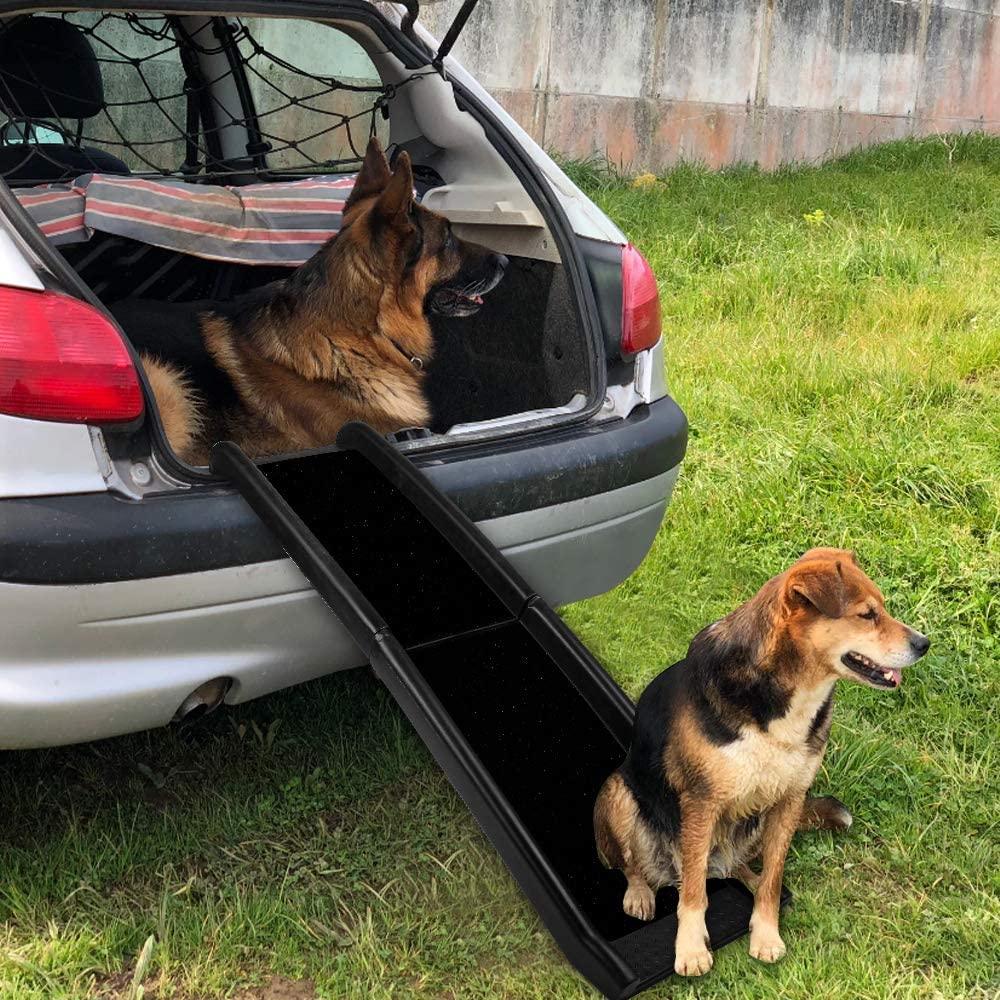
left=259, top=448, right=513, bottom=648
left=212, top=426, right=780, bottom=999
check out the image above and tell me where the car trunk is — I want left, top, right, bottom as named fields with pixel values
left=0, top=5, right=600, bottom=472
left=58, top=233, right=591, bottom=439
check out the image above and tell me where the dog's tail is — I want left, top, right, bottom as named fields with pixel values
left=799, top=794, right=853, bottom=832
left=140, top=354, right=203, bottom=463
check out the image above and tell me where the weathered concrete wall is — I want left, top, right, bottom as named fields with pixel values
left=70, top=13, right=386, bottom=174
left=420, top=0, right=1000, bottom=169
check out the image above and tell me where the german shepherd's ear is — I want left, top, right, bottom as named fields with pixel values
left=344, top=137, right=392, bottom=212
left=783, top=559, right=847, bottom=618
left=374, top=151, right=415, bottom=221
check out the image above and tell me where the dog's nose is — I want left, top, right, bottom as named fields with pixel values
left=909, top=632, right=930, bottom=656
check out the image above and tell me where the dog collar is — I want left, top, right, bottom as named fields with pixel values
left=388, top=337, right=424, bottom=370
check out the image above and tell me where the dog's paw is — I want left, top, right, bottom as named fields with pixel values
left=674, top=943, right=714, bottom=977
left=623, top=883, right=656, bottom=921
left=674, top=917, right=713, bottom=977
left=749, top=925, right=786, bottom=964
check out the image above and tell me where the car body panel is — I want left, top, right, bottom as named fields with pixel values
left=0, top=414, right=107, bottom=497
left=0, top=224, right=43, bottom=290
left=0, top=395, right=688, bottom=584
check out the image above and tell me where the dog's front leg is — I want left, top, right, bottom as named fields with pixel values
left=748, top=792, right=801, bottom=963
left=673, top=796, right=718, bottom=976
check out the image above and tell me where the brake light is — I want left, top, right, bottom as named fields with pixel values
left=620, top=243, right=661, bottom=355
left=0, top=286, right=142, bottom=423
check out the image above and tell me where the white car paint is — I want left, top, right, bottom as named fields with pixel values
left=0, top=224, right=43, bottom=290
left=0, top=414, right=107, bottom=497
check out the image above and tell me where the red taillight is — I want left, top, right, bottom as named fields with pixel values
left=620, top=243, right=661, bottom=356
left=0, top=286, right=142, bottom=424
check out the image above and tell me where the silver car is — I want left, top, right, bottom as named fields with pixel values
left=0, top=0, right=687, bottom=749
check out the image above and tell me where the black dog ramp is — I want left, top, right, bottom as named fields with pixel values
left=212, top=424, right=766, bottom=999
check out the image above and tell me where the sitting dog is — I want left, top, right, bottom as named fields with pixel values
left=117, top=138, right=507, bottom=464
left=594, top=548, right=929, bottom=975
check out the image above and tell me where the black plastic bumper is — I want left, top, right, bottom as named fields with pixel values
left=0, top=396, right=687, bottom=585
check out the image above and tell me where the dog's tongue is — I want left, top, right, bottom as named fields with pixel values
left=884, top=667, right=902, bottom=688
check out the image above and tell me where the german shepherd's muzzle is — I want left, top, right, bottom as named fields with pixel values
left=428, top=238, right=508, bottom=318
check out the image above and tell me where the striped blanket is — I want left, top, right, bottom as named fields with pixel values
left=14, top=173, right=358, bottom=266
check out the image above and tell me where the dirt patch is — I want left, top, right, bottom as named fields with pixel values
left=232, top=977, right=317, bottom=1000
left=96, top=972, right=316, bottom=1000
left=93, top=971, right=132, bottom=997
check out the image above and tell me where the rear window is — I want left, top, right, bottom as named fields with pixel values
left=237, top=17, right=387, bottom=172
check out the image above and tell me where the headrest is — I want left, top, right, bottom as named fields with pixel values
left=0, top=17, right=104, bottom=120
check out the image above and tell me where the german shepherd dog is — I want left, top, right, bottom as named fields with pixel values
left=122, top=138, right=507, bottom=465
left=594, top=548, right=930, bottom=976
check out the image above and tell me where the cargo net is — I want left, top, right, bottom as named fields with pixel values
left=0, top=11, right=416, bottom=185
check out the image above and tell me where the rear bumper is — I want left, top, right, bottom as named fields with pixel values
left=0, top=395, right=687, bottom=584
left=0, top=468, right=678, bottom=748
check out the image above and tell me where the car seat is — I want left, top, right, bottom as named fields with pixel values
left=0, top=16, right=130, bottom=184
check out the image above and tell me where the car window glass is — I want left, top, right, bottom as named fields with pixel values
left=236, top=18, right=388, bottom=172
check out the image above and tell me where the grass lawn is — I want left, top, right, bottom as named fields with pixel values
left=1, top=135, right=998, bottom=999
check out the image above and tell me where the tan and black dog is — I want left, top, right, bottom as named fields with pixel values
left=594, top=548, right=929, bottom=976
left=120, top=138, right=507, bottom=464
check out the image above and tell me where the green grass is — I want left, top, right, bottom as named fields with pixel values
left=2, top=134, right=998, bottom=999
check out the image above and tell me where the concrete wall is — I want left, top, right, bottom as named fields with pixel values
left=420, top=0, right=1000, bottom=170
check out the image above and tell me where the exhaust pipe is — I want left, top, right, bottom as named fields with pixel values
left=173, top=677, right=231, bottom=725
